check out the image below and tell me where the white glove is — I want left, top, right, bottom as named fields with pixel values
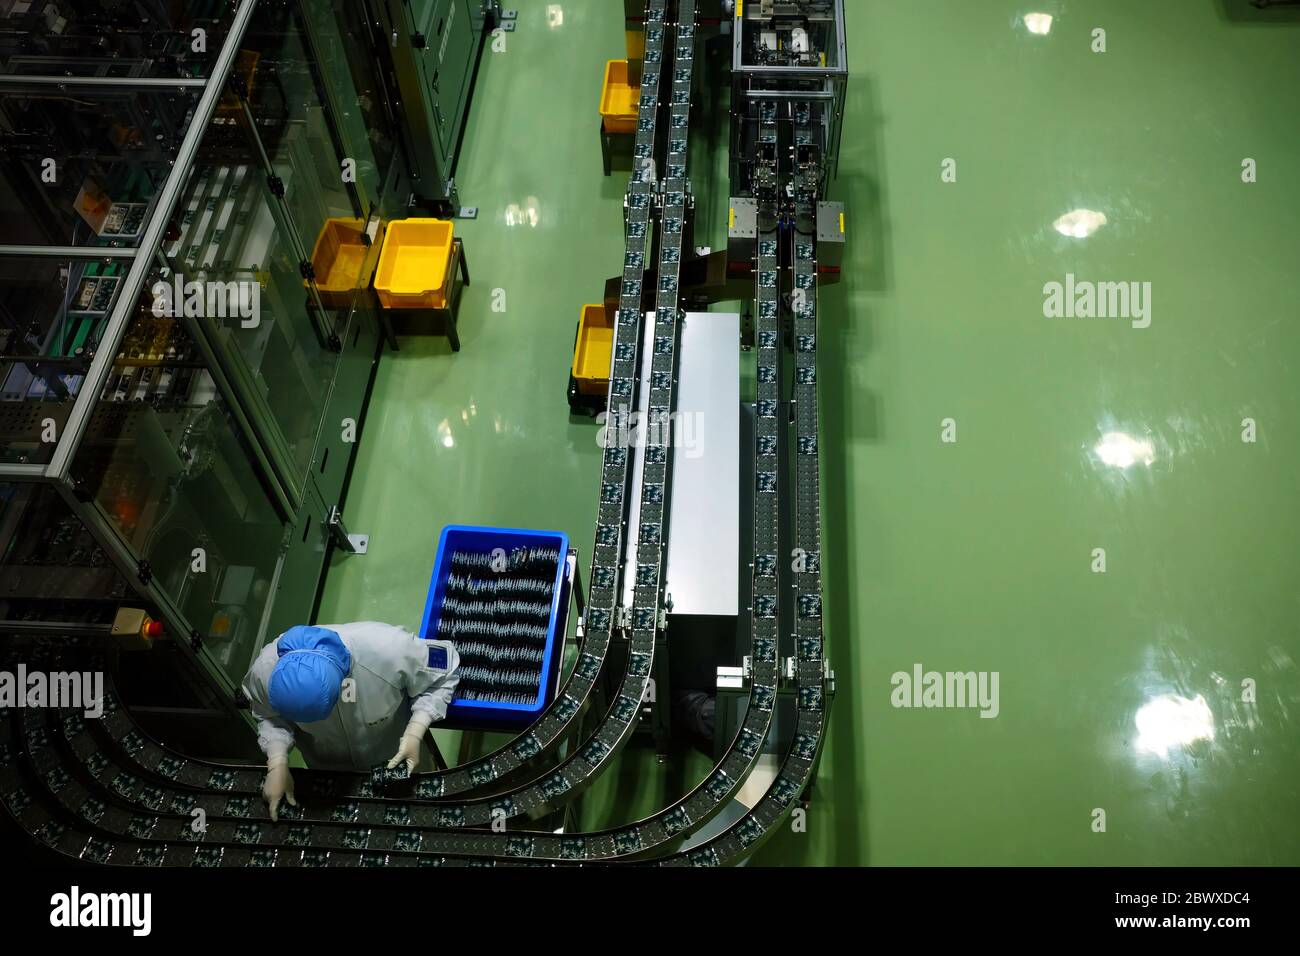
left=263, top=753, right=297, bottom=822
left=387, top=713, right=433, bottom=774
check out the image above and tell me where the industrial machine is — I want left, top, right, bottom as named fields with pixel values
left=372, top=0, right=499, bottom=215
left=1, top=0, right=842, bottom=867
left=0, top=0, right=493, bottom=738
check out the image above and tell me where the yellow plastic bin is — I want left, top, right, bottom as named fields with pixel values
left=572, top=304, right=613, bottom=396
left=307, top=217, right=376, bottom=308
left=374, top=218, right=455, bottom=309
left=600, top=60, right=638, bottom=134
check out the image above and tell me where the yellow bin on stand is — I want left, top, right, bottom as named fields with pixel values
left=572, top=304, right=613, bottom=396
left=306, top=217, right=377, bottom=308
left=600, top=60, right=639, bottom=134
left=374, top=218, right=455, bottom=309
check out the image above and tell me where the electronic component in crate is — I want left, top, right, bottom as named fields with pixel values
left=419, top=526, right=572, bottom=729
left=441, top=548, right=558, bottom=704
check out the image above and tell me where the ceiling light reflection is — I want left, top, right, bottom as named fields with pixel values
left=1054, top=208, right=1107, bottom=238
left=1095, top=431, right=1155, bottom=469
left=1023, top=12, right=1053, bottom=35
left=505, top=198, right=541, bottom=228
left=1135, top=694, right=1215, bottom=758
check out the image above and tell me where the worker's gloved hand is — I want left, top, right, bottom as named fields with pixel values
left=263, top=753, right=297, bottom=822
left=387, top=713, right=433, bottom=775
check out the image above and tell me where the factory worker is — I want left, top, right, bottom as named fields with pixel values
left=241, top=623, right=460, bottom=821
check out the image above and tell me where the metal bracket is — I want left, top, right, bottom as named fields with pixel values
left=502, top=9, right=518, bottom=30
left=567, top=550, right=585, bottom=640
left=458, top=206, right=479, bottom=219
left=717, top=664, right=748, bottom=690
left=325, top=505, right=369, bottom=555
left=69, top=475, right=92, bottom=503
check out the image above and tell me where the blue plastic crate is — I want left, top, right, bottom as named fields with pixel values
left=419, top=525, right=570, bottom=729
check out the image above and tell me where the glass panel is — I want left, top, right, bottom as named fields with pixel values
left=71, top=277, right=285, bottom=683
left=0, top=254, right=129, bottom=464
left=164, top=116, right=338, bottom=489
left=0, top=3, right=235, bottom=79
left=0, top=482, right=128, bottom=623
left=0, top=86, right=199, bottom=246
left=242, top=3, right=364, bottom=270
left=299, top=0, right=395, bottom=204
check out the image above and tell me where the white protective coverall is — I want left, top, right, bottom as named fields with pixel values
left=241, top=622, right=461, bottom=770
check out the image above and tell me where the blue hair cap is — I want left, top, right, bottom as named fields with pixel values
left=268, top=626, right=351, bottom=723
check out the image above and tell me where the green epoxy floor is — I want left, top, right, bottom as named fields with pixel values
left=318, top=0, right=1300, bottom=865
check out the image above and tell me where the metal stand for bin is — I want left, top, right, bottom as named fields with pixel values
left=378, top=238, right=471, bottom=352
left=601, top=118, right=613, bottom=177
left=600, top=119, right=635, bottom=178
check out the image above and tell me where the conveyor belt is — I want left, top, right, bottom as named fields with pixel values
left=660, top=98, right=831, bottom=865
left=1, top=11, right=833, bottom=869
